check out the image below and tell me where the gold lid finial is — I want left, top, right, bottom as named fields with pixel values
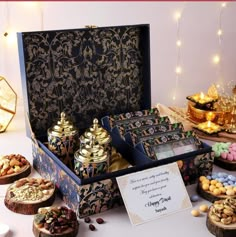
left=80, top=118, right=111, bottom=145
left=48, top=112, right=78, bottom=137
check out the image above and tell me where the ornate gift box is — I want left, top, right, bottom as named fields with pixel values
left=17, top=24, right=213, bottom=218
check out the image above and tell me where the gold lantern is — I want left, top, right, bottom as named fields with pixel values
left=0, top=76, right=17, bottom=133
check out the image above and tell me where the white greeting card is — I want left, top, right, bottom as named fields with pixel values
left=116, top=162, right=192, bottom=226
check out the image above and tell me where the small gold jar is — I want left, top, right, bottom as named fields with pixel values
left=80, top=118, right=112, bottom=161
left=74, top=136, right=109, bottom=179
left=47, top=112, right=79, bottom=169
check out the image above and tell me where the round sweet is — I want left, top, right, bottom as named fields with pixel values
left=214, top=143, right=236, bottom=170
left=212, top=142, right=231, bottom=157
left=213, top=188, right=221, bottom=196
left=226, top=189, right=235, bottom=196
left=4, top=177, right=56, bottom=215
left=202, top=183, right=209, bottom=191
left=191, top=209, right=200, bottom=217
left=33, top=206, right=79, bottom=237
left=199, top=204, right=208, bottom=212
left=0, top=154, right=31, bottom=184
left=190, top=195, right=199, bottom=202
left=197, top=173, right=236, bottom=202
left=199, top=176, right=207, bottom=182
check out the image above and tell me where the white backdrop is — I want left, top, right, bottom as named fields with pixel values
left=0, top=1, right=235, bottom=110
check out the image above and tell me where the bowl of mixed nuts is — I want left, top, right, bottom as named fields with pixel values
left=0, top=154, right=31, bottom=184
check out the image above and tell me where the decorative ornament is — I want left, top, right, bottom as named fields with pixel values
left=0, top=76, right=17, bottom=133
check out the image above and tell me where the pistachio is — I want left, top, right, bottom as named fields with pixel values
left=223, top=208, right=234, bottom=216
left=214, top=204, right=224, bottom=211
left=211, top=214, right=221, bottom=222
left=221, top=217, right=232, bottom=225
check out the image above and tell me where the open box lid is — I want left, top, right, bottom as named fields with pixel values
left=17, top=24, right=151, bottom=139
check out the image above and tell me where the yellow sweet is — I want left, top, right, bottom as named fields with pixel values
left=199, top=204, right=208, bottom=213
left=219, top=187, right=226, bottom=194
left=202, top=183, right=209, bottom=191
left=199, top=176, right=207, bottom=182
left=202, top=179, right=210, bottom=184
left=216, top=182, right=223, bottom=188
left=226, top=189, right=235, bottom=196
left=225, top=185, right=233, bottom=190
left=210, top=180, right=217, bottom=185
left=213, top=188, right=221, bottom=196
left=191, top=209, right=200, bottom=217
left=209, top=185, right=216, bottom=192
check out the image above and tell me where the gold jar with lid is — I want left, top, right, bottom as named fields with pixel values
left=47, top=112, right=79, bottom=169
left=74, top=136, right=109, bottom=179
left=80, top=118, right=112, bottom=161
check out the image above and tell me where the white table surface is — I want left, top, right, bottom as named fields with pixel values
left=0, top=107, right=234, bottom=237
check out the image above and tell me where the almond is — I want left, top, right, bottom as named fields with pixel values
left=7, top=168, right=15, bottom=175
left=10, top=158, right=21, bottom=167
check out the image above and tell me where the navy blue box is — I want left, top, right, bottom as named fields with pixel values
left=17, top=24, right=213, bottom=218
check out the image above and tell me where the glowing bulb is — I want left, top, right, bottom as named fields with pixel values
left=221, top=2, right=227, bottom=8
left=176, top=40, right=182, bottom=47
left=175, top=66, right=182, bottom=75
left=217, top=29, right=223, bottom=36
left=172, top=96, right=176, bottom=101
left=174, top=12, right=181, bottom=21
left=4, top=30, right=17, bottom=46
left=212, top=55, right=220, bottom=64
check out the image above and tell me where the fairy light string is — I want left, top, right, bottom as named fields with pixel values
left=214, top=2, right=227, bottom=93
left=173, top=11, right=182, bottom=105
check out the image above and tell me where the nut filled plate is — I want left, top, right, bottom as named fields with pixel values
left=4, top=177, right=56, bottom=215
left=206, top=198, right=236, bottom=237
left=0, top=154, right=31, bottom=184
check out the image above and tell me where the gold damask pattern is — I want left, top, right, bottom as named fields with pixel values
left=22, top=26, right=147, bottom=137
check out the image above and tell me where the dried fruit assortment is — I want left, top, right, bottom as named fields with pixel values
left=33, top=206, right=79, bottom=236
left=83, top=216, right=105, bottom=231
